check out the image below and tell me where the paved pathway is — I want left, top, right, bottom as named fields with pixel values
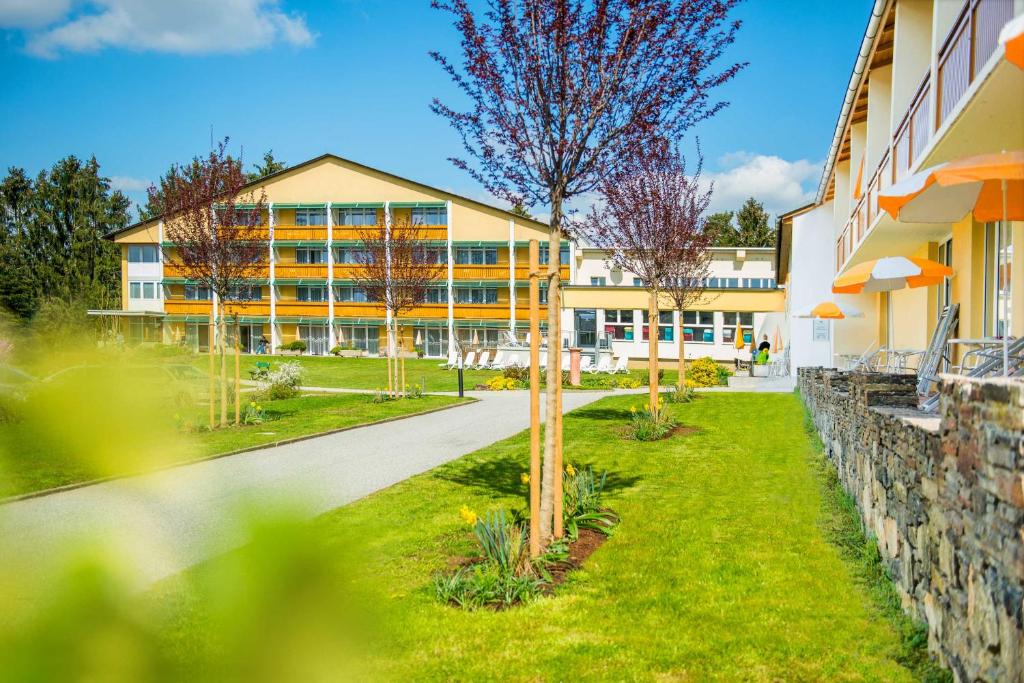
left=0, top=390, right=610, bottom=592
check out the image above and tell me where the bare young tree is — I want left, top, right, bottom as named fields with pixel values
left=587, top=141, right=712, bottom=410
left=662, top=210, right=715, bottom=389
left=353, top=216, right=445, bottom=396
left=151, top=139, right=267, bottom=428
left=432, top=0, right=743, bottom=544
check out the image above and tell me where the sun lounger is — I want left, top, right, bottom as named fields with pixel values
left=490, top=351, right=507, bottom=369
left=579, top=356, right=593, bottom=373
left=438, top=350, right=458, bottom=369
left=611, top=355, right=630, bottom=374
left=591, top=356, right=613, bottom=373
left=475, top=350, right=492, bottom=369
left=462, top=350, right=476, bottom=369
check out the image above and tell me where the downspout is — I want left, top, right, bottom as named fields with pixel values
left=814, top=0, right=887, bottom=204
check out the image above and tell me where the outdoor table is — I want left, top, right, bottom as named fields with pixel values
left=945, top=338, right=1007, bottom=371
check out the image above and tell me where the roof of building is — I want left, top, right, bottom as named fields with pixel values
left=105, top=152, right=549, bottom=241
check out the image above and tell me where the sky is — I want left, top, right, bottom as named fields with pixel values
left=0, top=0, right=872, bottom=220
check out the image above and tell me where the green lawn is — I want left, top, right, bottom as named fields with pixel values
left=153, top=393, right=930, bottom=681
left=0, top=392, right=466, bottom=498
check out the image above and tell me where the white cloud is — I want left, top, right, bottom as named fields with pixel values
left=110, top=175, right=151, bottom=192
left=0, top=0, right=72, bottom=29
left=701, top=152, right=821, bottom=218
left=12, top=0, right=314, bottom=58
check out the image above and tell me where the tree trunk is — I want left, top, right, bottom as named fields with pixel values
left=386, top=315, right=394, bottom=398
left=677, top=308, right=686, bottom=388
left=648, top=289, right=659, bottom=413
left=208, top=308, right=216, bottom=430
left=399, top=322, right=406, bottom=397
left=539, top=201, right=563, bottom=544
left=219, top=310, right=227, bottom=428
left=234, top=313, right=241, bottom=426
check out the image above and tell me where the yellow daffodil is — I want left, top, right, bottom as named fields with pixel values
left=458, top=504, right=477, bottom=526
left=250, top=401, right=256, bottom=407
left=565, top=464, right=576, bottom=477
left=520, top=472, right=529, bottom=485
left=630, top=405, right=637, bottom=414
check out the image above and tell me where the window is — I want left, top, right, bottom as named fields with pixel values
left=633, top=277, right=644, bottom=287
left=937, top=238, right=953, bottom=312
left=539, top=286, right=548, bottom=305
left=297, top=285, right=328, bottom=302
left=293, top=208, right=327, bottom=226
left=415, top=246, right=448, bottom=264
left=333, top=247, right=372, bottom=264
left=335, top=324, right=380, bottom=354
left=455, top=247, right=498, bottom=265
left=424, top=287, right=448, bottom=304
left=295, top=247, right=328, bottom=264
left=457, top=327, right=501, bottom=347
left=984, top=222, right=1013, bottom=337
left=128, top=245, right=159, bottom=263
left=539, top=244, right=570, bottom=265
left=411, top=207, right=447, bottom=225
left=129, top=281, right=160, bottom=300
left=742, top=278, right=776, bottom=289
left=227, top=285, right=262, bottom=301
left=455, top=287, right=498, bottom=304
left=184, top=284, right=211, bottom=300
left=333, top=207, right=379, bottom=226
left=126, top=318, right=162, bottom=344
left=590, top=276, right=606, bottom=286
left=417, top=327, right=448, bottom=357
left=333, top=285, right=369, bottom=303
left=722, top=312, right=754, bottom=345
left=603, top=309, right=634, bottom=340
left=682, top=311, right=715, bottom=343
left=643, top=311, right=674, bottom=342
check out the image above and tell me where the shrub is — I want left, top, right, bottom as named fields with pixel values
left=257, top=361, right=302, bottom=400
left=639, top=369, right=665, bottom=386
left=279, top=340, right=307, bottom=352
left=625, top=400, right=677, bottom=441
left=487, top=376, right=520, bottom=391
left=502, top=366, right=529, bottom=383
left=329, top=344, right=357, bottom=355
left=716, top=363, right=734, bottom=384
left=667, top=383, right=696, bottom=403
left=685, top=356, right=723, bottom=387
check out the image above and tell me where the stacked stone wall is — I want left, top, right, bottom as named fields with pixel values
left=798, top=368, right=1024, bottom=682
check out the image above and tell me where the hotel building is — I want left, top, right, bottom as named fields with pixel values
left=777, top=0, right=1023, bottom=371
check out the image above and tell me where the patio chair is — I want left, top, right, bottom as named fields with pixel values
left=915, top=304, right=959, bottom=398
left=490, top=351, right=507, bottom=369
left=462, top=350, right=477, bottom=369
left=475, top=350, right=492, bottom=369
left=591, top=356, right=613, bottom=373
left=610, top=355, right=630, bottom=374
left=438, top=350, right=458, bottom=369
left=768, top=348, right=790, bottom=378
left=539, top=351, right=548, bottom=370
left=921, top=336, right=1024, bottom=412
left=579, top=356, right=593, bottom=373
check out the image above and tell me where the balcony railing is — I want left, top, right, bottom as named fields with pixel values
left=333, top=302, right=384, bottom=318
left=275, top=301, right=329, bottom=317
left=512, top=264, right=570, bottom=280
left=452, top=264, right=510, bottom=280
left=893, top=71, right=931, bottom=180
left=937, top=0, right=1015, bottom=127
left=163, top=263, right=270, bottom=279
left=275, top=264, right=328, bottom=279
left=224, top=302, right=271, bottom=316
left=274, top=225, right=327, bottom=241
left=164, top=300, right=213, bottom=315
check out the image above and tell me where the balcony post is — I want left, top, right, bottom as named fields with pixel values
left=326, top=201, right=335, bottom=350
left=446, top=200, right=455, bottom=351
left=508, top=218, right=516, bottom=334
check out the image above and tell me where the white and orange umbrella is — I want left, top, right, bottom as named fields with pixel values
left=796, top=301, right=865, bottom=319
left=833, top=256, right=953, bottom=294
left=878, top=150, right=1024, bottom=223
left=1000, top=13, right=1024, bottom=69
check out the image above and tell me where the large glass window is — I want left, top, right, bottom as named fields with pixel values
left=333, top=208, right=379, bottom=226
left=539, top=244, right=570, bottom=265
left=129, top=281, right=160, bottom=300
left=127, top=318, right=162, bottom=344
left=683, top=311, right=715, bottom=343
left=293, top=208, right=327, bottom=226
left=227, top=285, right=262, bottom=301
left=415, top=246, right=448, bottom=264
left=424, top=287, right=448, bottom=304
left=335, top=324, right=380, bottom=354
left=333, top=247, right=372, bottom=264
left=590, top=276, right=606, bottom=286
left=985, top=222, right=1013, bottom=337
left=457, top=327, right=501, bottom=347
left=643, top=311, right=674, bottom=341
left=295, top=247, right=328, bottom=264
left=184, top=284, right=211, bottom=300
left=128, top=245, right=159, bottom=263
left=603, top=309, right=634, bottom=340
left=411, top=207, right=447, bottom=225
left=297, top=285, right=328, bottom=302
left=333, top=285, right=369, bottom=303
left=455, top=247, right=498, bottom=265
left=416, top=327, right=449, bottom=357
left=722, top=312, right=754, bottom=345
left=455, top=287, right=498, bottom=304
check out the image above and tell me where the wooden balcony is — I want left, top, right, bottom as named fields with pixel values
left=223, top=302, right=271, bottom=317
left=452, top=264, right=511, bottom=280
left=403, top=303, right=450, bottom=318
left=274, top=225, right=327, bottom=241
left=333, top=264, right=368, bottom=279
left=163, top=263, right=269, bottom=279
left=275, top=301, right=329, bottom=317
left=452, top=304, right=510, bottom=320
left=275, top=264, right=328, bottom=279
left=513, top=264, right=570, bottom=280
left=334, top=303, right=385, bottom=318
left=164, top=300, right=213, bottom=316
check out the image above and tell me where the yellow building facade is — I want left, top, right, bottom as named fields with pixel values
left=108, top=154, right=566, bottom=357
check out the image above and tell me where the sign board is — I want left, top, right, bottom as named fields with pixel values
left=812, top=319, right=830, bottom=342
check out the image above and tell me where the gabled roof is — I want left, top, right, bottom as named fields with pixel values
left=105, top=153, right=549, bottom=240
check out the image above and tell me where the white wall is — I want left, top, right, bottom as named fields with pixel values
left=788, top=202, right=836, bottom=371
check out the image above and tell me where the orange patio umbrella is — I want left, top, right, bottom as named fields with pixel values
left=734, top=326, right=745, bottom=350
left=1000, top=13, right=1024, bottom=69
left=796, top=302, right=865, bottom=319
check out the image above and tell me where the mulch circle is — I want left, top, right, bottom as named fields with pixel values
left=542, top=528, right=607, bottom=591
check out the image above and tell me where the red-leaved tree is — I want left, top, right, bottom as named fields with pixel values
left=587, top=141, right=713, bottom=411
left=431, top=0, right=743, bottom=544
left=151, top=140, right=267, bottom=428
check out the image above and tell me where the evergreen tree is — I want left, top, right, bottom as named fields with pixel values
left=705, top=210, right=736, bottom=246
left=246, top=150, right=287, bottom=182
left=734, top=197, right=774, bottom=247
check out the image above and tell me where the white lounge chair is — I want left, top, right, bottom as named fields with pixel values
left=539, top=351, right=548, bottom=370
left=439, top=349, right=458, bottom=369
left=462, top=350, right=476, bottom=368
left=579, top=356, right=593, bottom=373
left=475, top=350, right=492, bottom=369
left=489, top=350, right=506, bottom=369
left=592, top=356, right=613, bottom=373
left=611, top=355, right=630, bottom=374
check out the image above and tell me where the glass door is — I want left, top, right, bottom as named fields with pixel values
left=418, top=328, right=447, bottom=358
left=574, top=309, right=597, bottom=349
left=299, top=324, right=329, bottom=355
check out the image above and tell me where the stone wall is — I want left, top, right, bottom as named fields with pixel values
left=798, top=368, right=1024, bottom=682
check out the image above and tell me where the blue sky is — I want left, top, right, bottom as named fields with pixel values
left=0, top=0, right=871, bottom=218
